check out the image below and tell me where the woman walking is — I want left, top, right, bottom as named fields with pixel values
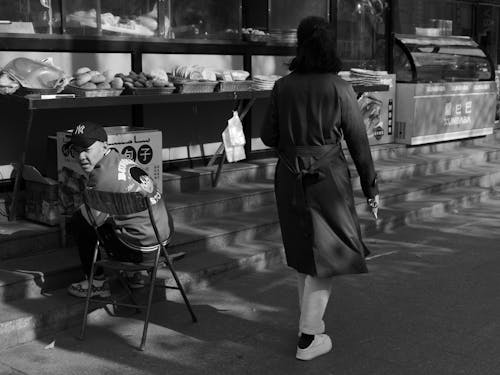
left=260, top=16, right=379, bottom=361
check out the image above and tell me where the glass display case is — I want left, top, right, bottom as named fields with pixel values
left=394, top=34, right=496, bottom=146
left=0, top=0, right=61, bottom=34
left=64, top=0, right=242, bottom=40
left=63, top=0, right=166, bottom=37
left=1, top=0, right=242, bottom=40
left=394, top=34, right=494, bottom=83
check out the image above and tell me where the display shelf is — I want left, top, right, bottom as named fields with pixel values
left=1, top=82, right=388, bottom=222
left=0, top=90, right=268, bottom=110
left=0, top=34, right=296, bottom=56
left=0, top=84, right=387, bottom=110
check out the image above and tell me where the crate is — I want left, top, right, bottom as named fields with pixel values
left=216, top=80, right=253, bottom=92
left=23, top=169, right=60, bottom=226
left=64, top=84, right=124, bottom=97
left=16, top=87, right=60, bottom=96
left=174, top=80, right=218, bottom=94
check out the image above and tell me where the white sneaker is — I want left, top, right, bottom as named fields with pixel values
left=296, top=334, right=333, bottom=361
left=67, top=278, right=111, bottom=298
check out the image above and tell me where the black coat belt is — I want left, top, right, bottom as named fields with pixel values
left=278, top=144, right=341, bottom=237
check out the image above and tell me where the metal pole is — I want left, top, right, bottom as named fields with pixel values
left=9, top=108, right=34, bottom=221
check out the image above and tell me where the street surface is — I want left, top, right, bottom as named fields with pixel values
left=1, top=194, right=499, bottom=375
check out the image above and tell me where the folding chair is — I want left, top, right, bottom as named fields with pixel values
left=79, top=188, right=197, bottom=351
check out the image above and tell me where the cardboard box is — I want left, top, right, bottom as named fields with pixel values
left=23, top=165, right=59, bottom=226
left=357, top=74, right=396, bottom=145
left=56, top=126, right=162, bottom=215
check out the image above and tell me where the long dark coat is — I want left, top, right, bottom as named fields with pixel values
left=261, top=72, right=378, bottom=278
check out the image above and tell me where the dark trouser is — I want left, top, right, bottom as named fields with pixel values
left=71, top=210, right=156, bottom=277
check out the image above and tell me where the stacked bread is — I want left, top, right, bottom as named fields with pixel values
left=71, top=67, right=123, bottom=90
left=115, top=71, right=173, bottom=89
left=172, top=65, right=217, bottom=81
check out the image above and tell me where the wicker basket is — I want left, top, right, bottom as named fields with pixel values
left=16, top=86, right=60, bottom=96
left=64, top=84, right=123, bottom=97
left=124, top=86, right=176, bottom=95
left=174, top=80, right=218, bottom=94
left=242, top=33, right=271, bottom=43
left=216, top=80, right=253, bottom=92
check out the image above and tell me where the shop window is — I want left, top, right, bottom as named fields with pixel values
left=169, top=0, right=241, bottom=40
left=63, top=0, right=166, bottom=37
left=336, top=0, right=387, bottom=70
left=393, top=0, right=454, bottom=35
left=268, top=0, right=330, bottom=30
left=0, top=0, right=61, bottom=34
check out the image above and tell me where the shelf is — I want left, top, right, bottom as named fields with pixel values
left=0, top=84, right=388, bottom=111
left=0, top=90, right=269, bottom=110
left=0, top=34, right=296, bottom=56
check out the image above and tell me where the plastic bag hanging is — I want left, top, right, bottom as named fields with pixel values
left=222, top=111, right=246, bottom=162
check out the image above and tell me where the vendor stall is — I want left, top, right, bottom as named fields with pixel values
left=393, top=33, right=497, bottom=145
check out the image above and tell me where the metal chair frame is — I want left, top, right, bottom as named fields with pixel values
left=79, top=189, right=197, bottom=351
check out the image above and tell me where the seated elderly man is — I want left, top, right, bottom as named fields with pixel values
left=65, top=121, right=174, bottom=298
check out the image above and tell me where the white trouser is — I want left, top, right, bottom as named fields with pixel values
left=297, top=272, right=333, bottom=335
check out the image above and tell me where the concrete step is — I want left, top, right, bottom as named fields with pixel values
left=162, top=158, right=276, bottom=194
left=4, top=143, right=500, bottom=261
left=0, top=248, right=82, bottom=303
left=167, top=181, right=274, bottom=225
left=2, top=147, right=500, bottom=263
left=2, top=158, right=500, bottom=304
left=162, top=137, right=500, bottom=195
left=0, top=221, right=61, bottom=261
left=0, top=185, right=498, bottom=351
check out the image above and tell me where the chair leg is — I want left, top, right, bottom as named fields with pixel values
left=139, top=267, right=158, bottom=351
left=161, top=246, right=197, bottom=323
left=80, top=248, right=98, bottom=340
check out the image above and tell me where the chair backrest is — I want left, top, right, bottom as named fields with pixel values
left=83, top=188, right=165, bottom=247
left=84, top=189, right=148, bottom=216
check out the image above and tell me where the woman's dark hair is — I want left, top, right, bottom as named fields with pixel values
left=289, top=16, right=342, bottom=74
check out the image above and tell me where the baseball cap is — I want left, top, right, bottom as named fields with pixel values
left=65, top=121, right=107, bottom=150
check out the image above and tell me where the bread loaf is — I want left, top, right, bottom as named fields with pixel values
left=75, top=72, right=92, bottom=86
left=90, top=74, right=106, bottom=84
left=80, top=82, right=97, bottom=90
left=75, top=67, right=91, bottom=75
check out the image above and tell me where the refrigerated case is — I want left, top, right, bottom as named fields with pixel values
left=393, top=33, right=497, bottom=145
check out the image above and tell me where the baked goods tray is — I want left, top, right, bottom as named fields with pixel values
left=174, top=80, right=218, bottom=94
left=64, top=84, right=124, bottom=97
left=216, top=80, right=253, bottom=92
left=124, top=86, right=176, bottom=95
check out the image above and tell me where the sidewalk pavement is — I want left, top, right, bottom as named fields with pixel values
left=1, top=193, right=500, bottom=375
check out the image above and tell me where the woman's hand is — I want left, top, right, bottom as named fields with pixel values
left=367, top=194, right=380, bottom=220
